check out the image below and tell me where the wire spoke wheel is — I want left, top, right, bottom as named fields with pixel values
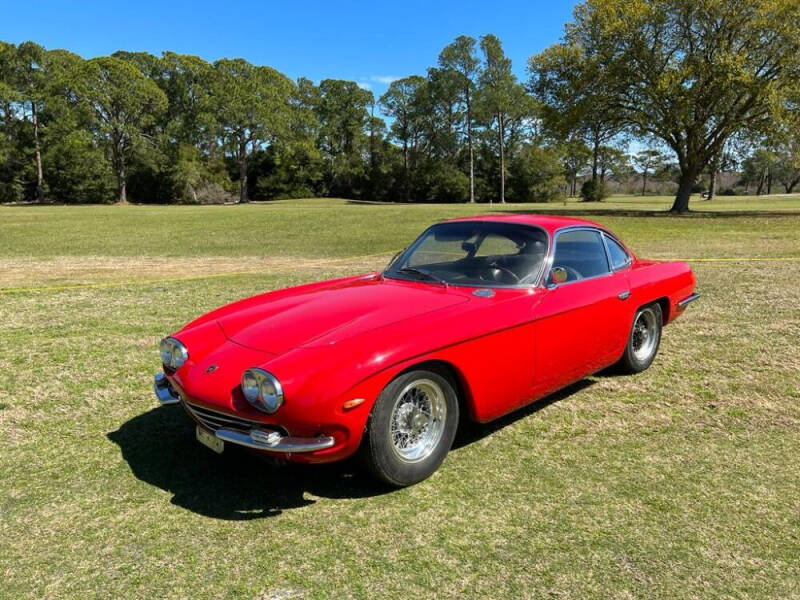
left=388, top=378, right=447, bottom=463
left=631, top=307, right=658, bottom=362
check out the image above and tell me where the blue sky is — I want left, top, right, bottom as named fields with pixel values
left=1, top=0, right=577, bottom=97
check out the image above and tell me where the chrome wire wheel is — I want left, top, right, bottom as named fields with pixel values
left=631, top=307, right=659, bottom=362
left=388, top=378, right=447, bottom=463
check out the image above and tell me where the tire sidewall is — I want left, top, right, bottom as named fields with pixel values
left=362, top=369, right=459, bottom=487
left=624, top=303, right=663, bottom=372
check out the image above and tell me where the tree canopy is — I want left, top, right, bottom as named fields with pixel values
left=1, top=6, right=798, bottom=208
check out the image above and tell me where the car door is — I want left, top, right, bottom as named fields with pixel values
left=531, top=228, right=631, bottom=397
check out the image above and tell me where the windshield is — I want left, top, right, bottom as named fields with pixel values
left=385, top=221, right=549, bottom=287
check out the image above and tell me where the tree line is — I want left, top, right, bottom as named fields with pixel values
left=2, top=0, right=799, bottom=212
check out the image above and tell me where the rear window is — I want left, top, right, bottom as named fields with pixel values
left=604, top=235, right=631, bottom=270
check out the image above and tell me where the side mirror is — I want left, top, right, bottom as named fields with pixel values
left=549, top=266, right=568, bottom=286
left=461, top=241, right=477, bottom=255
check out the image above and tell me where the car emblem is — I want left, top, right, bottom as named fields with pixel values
left=205, top=364, right=218, bottom=374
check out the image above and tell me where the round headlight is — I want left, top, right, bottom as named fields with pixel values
left=259, top=378, right=281, bottom=412
left=241, top=370, right=260, bottom=403
left=159, top=337, right=188, bottom=369
left=241, top=368, right=284, bottom=414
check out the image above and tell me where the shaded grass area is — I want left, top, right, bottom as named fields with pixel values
left=1, top=201, right=799, bottom=598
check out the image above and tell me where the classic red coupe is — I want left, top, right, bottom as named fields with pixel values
left=154, top=215, right=698, bottom=486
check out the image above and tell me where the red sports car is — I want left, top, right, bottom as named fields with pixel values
left=154, top=215, right=699, bottom=486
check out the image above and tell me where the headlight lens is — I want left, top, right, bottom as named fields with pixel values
left=241, top=371, right=260, bottom=403
left=159, top=337, right=189, bottom=370
left=241, top=368, right=284, bottom=414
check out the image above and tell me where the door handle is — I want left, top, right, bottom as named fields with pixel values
left=618, top=291, right=631, bottom=300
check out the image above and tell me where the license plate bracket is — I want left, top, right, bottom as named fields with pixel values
left=196, top=426, right=224, bottom=454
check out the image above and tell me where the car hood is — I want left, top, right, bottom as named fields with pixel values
left=216, top=277, right=470, bottom=355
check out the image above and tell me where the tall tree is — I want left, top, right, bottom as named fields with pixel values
left=75, top=57, right=167, bottom=203
left=12, top=42, right=48, bottom=202
left=212, top=59, right=293, bottom=202
left=380, top=75, right=426, bottom=201
left=477, top=34, right=515, bottom=204
left=544, top=0, right=800, bottom=213
left=315, top=79, right=373, bottom=197
left=439, top=36, right=480, bottom=202
left=529, top=40, right=625, bottom=185
left=561, top=139, right=592, bottom=197
left=633, top=149, right=664, bottom=195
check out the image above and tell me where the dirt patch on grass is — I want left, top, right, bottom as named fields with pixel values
left=0, top=255, right=390, bottom=289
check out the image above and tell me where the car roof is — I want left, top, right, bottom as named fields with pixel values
left=441, top=213, right=606, bottom=235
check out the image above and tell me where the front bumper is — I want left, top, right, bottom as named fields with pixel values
left=215, top=428, right=335, bottom=453
left=154, top=373, right=335, bottom=454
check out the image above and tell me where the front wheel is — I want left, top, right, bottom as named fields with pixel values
left=617, top=303, right=663, bottom=373
left=360, top=369, right=459, bottom=487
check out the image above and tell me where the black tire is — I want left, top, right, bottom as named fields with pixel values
left=617, top=303, right=663, bottom=374
left=360, top=369, right=459, bottom=487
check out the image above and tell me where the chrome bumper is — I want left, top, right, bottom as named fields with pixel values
left=677, top=292, right=701, bottom=308
left=154, top=372, right=180, bottom=405
left=154, top=373, right=334, bottom=453
left=215, top=428, right=336, bottom=453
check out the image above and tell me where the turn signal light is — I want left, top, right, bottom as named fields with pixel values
left=342, top=398, right=366, bottom=410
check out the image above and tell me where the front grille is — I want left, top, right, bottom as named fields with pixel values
left=183, top=401, right=287, bottom=436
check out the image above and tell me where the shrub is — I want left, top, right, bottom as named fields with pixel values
left=507, top=145, right=565, bottom=202
left=580, top=179, right=607, bottom=202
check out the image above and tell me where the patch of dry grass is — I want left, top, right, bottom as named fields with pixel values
left=0, top=255, right=389, bottom=289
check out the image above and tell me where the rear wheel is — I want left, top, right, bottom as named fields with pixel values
left=618, top=303, right=663, bottom=373
left=360, top=369, right=459, bottom=487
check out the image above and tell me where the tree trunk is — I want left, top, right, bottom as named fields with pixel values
left=498, top=112, right=505, bottom=204
left=32, top=102, right=44, bottom=203
left=238, top=134, right=248, bottom=203
left=641, top=171, right=648, bottom=196
left=115, top=158, right=127, bottom=204
left=756, top=172, right=765, bottom=196
left=707, top=156, right=719, bottom=201
left=766, top=169, right=772, bottom=195
left=466, top=93, right=474, bottom=203
left=403, top=140, right=409, bottom=202
left=670, top=165, right=699, bottom=213
left=591, top=139, right=599, bottom=182
left=112, top=135, right=127, bottom=204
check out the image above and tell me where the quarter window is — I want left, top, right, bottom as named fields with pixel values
left=551, top=229, right=610, bottom=282
left=604, top=235, right=631, bottom=270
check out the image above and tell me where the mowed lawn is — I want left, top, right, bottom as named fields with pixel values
left=1, top=197, right=799, bottom=599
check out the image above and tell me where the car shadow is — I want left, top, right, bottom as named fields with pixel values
left=109, top=379, right=594, bottom=520
left=107, top=407, right=389, bottom=520
left=452, top=379, right=594, bottom=449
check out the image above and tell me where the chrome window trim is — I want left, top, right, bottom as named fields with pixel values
left=600, top=231, right=633, bottom=272
left=541, top=225, right=614, bottom=288
left=383, top=221, right=552, bottom=290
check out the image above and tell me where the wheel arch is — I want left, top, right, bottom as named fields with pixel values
left=652, top=297, right=669, bottom=324
left=397, top=359, right=477, bottom=423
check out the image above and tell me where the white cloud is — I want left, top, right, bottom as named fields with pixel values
left=369, top=75, right=400, bottom=84
left=356, top=82, right=372, bottom=91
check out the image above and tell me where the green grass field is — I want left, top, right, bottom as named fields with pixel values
left=1, top=196, right=799, bottom=599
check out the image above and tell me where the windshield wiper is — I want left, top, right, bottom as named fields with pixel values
left=397, top=266, right=449, bottom=288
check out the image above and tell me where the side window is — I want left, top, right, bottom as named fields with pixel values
left=551, top=229, right=610, bottom=282
left=604, top=235, right=631, bottom=270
